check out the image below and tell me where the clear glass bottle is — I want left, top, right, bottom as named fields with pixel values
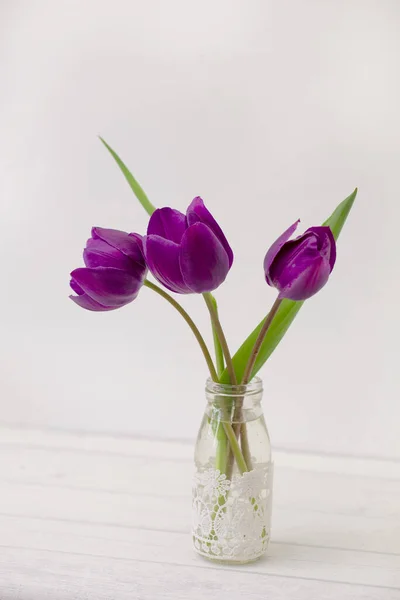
left=192, top=377, right=273, bottom=564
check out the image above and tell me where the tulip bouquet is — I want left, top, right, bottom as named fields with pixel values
left=70, top=138, right=356, bottom=560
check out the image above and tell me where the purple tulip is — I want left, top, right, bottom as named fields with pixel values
left=264, top=221, right=336, bottom=301
left=70, top=227, right=147, bottom=311
left=143, top=197, right=233, bottom=294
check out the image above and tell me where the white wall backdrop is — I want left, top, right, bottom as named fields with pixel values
left=1, top=0, right=399, bottom=459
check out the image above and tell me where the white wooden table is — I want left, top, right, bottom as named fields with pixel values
left=0, top=426, right=399, bottom=599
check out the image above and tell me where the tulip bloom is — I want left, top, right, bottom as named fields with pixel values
left=70, top=227, right=147, bottom=311
left=143, top=197, right=233, bottom=294
left=264, top=221, right=336, bottom=301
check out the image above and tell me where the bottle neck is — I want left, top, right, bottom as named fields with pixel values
left=205, top=377, right=263, bottom=423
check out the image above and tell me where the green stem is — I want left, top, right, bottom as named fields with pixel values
left=144, top=280, right=218, bottom=382
left=222, top=422, right=247, bottom=474
left=214, top=422, right=228, bottom=473
left=203, top=292, right=250, bottom=475
left=242, top=297, right=283, bottom=384
left=208, top=294, right=225, bottom=378
left=239, top=424, right=252, bottom=471
left=203, top=293, right=237, bottom=385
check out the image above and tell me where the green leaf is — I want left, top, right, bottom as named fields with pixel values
left=220, top=188, right=358, bottom=384
left=321, top=188, right=357, bottom=237
left=99, top=137, right=156, bottom=216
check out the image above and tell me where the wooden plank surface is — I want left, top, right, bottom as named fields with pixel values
left=0, top=426, right=399, bottom=599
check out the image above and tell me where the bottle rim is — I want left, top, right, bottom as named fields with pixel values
left=205, top=376, right=263, bottom=397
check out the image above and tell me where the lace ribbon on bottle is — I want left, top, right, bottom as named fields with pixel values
left=192, top=463, right=273, bottom=562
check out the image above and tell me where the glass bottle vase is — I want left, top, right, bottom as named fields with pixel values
left=192, top=377, right=273, bottom=564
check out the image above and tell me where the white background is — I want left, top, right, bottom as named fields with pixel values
left=1, top=0, right=399, bottom=460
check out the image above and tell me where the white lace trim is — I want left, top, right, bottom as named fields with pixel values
left=192, top=463, right=273, bottom=562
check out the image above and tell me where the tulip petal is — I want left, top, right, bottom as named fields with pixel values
left=129, top=232, right=145, bottom=255
left=147, top=208, right=187, bottom=243
left=69, top=293, right=117, bottom=311
left=180, top=222, right=230, bottom=293
left=143, top=235, right=190, bottom=293
left=278, top=256, right=331, bottom=301
left=263, top=220, right=300, bottom=285
left=70, top=267, right=143, bottom=306
left=186, top=197, right=234, bottom=268
left=269, top=232, right=319, bottom=287
left=305, top=226, right=336, bottom=271
left=70, top=278, right=84, bottom=296
left=70, top=275, right=119, bottom=311
left=84, top=238, right=136, bottom=271
left=92, top=227, right=145, bottom=266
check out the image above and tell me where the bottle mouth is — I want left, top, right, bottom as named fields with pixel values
left=206, top=376, right=263, bottom=397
